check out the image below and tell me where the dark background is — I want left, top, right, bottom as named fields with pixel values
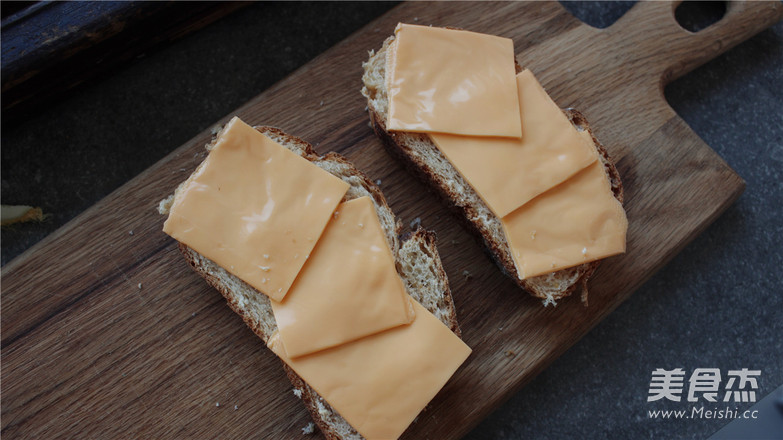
left=2, top=2, right=781, bottom=438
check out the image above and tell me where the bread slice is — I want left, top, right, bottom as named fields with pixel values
left=361, top=35, right=624, bottom=306
left=159, top=125, right=460, bottom=440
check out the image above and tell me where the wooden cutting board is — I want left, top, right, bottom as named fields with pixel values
left=3, top=2, right=781, bottom=438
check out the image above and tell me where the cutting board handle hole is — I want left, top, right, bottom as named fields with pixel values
left=675, top=1, right=727, bottom=33
left=560, top=1, right=635, bottom=29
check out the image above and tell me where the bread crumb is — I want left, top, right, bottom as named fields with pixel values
left=504, top=350, right=516, bottom=358
left=462, top=270, right=472, bottom=280
left=293, top=388, right=303, bottom=399
left=530, top=230, right=536, bottom=240
left=581, top=281, right=590, bottom=306
left=375, top=179, right=382, bottom=185
left=157, top=194, right=175, bottom=214
left=582, top=247, right=587, bottom=255
left=128, top=230, right=134, bottom=236
left=137, top=283, right=142, bottom=289
left=319, top=100, right=324, bottom=106
left=410, top=217, right=421, bottom=229
left=259, top=266, right=271, bottom=272
left=301, top=422, right=315, bottom=435
left=333, top=211, right=340, bottom=219
left=216, top=402, right=220, bottom=407
left=263, top=254, right=270, bottom=259
left=413, top=17, right=419, bottom=21
left=234, top=405, right=238, bottom=411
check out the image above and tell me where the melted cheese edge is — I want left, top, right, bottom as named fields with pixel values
left=270, top=196, right=415, bottom=358
left=430, top=69, right=598, bottom=218
left=502, top=134, right=628, bottom=279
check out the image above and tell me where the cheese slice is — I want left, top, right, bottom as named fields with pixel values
left=501, top=144, right=628, bottom=279
left=430, top=69, right=598, bottom=218
left=386, top=23, right=521, bottom=138
left=271, top=196, right=415, bottom=358
left=162, top=117, right=349, bottom=301
left=268, top=299, right=471, bottom=440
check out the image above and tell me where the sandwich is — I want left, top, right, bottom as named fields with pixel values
left=158, top=117, right=471, bottom=439
left=361, top=23, right=628, bottom=306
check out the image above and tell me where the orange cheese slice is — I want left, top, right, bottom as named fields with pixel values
left=501, top=143, right=627, bottom=279
left=268, top=299, right=471, bottom=440
left=386, top=23, right=521, bottom=138
left=270, top=196, right=415, bottom=358
left=429, top=69, right=598, bottom=218
left=162, top=117, right=349, bottom=301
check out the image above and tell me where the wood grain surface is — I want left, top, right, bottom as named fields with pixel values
left=3, top=1, right=781, bottom=438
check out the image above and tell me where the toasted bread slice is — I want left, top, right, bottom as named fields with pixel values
left=159, top=126, right=460, bottom=439
left=361, top=35, right=624, bottom=306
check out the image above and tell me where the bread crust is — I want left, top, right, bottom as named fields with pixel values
left=168, top=125, right=461, bottom=439
left=362, top=36, right=624, bottom=305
